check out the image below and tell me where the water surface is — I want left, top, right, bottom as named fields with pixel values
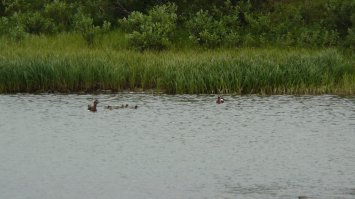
left=0, top=94, right=354, bottom=199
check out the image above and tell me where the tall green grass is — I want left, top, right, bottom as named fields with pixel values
left=0, top=33, right=354, bottom=95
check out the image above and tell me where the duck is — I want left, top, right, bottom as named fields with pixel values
left=88, top=99, right=99, bottom=112
left=216, top=96, right=224, bottom=104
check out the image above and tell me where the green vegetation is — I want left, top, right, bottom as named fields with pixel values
left=1, top=0, right=354, bottom=49
left=73, top=11, right=111, bottom=45
left=119, top=3, right=177, bottom=50
left=0, top=33, right=353, bottom=95
left=0, top=0, right=354, bottom=94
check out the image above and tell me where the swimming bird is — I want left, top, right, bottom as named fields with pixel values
left=105, top=104, right=138, bottom=110
left=88, top=99, right=99, bottom=112
left=105, top=105, right=113, bottom=110
left=216, top=96, right=224, bottom=104
left=130, top=105, right=138, bottom=109
left=105, top=104, right=124, bottom=109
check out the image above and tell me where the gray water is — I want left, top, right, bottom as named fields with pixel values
left=0, top=94, right=354, bottom=199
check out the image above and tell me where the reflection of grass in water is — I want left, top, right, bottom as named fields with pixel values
left=0, top=34, right=354, bottom=95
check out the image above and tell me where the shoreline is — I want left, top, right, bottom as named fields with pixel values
left=1, top=90, right=354, bottom=97
left=0, top=44, right=354, bottom=95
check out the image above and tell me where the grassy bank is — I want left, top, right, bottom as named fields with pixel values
left=0, top=33, right=354, bottom=95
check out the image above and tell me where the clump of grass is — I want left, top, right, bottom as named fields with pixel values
left=0, top=34, right=354, bottom=95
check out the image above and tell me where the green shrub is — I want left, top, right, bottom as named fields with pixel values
left=0, top=15, right=28, bottom=41
left=321, top=30, right=339, bottom=47
left=0, top=17, right=9, bottom=35
left=44, top=0, right=73, bottom=31
left=242, top=33, right=257, bottom=47
left=119, top=3, right=177, bottom=50
left=344, top=28, right=355, bottom=49
left=295, top=27, right=339, bottom=48
left=74, top=12, right=111, bottom=45
left=186, top=0, right=240, bottom=47
left=23, top=12, right=57, bottom=34
left=8, top=24, right=28, bottom=41
left=186, top=10, right=220, bottom=46
left=1, top=12, right=55, bottom=36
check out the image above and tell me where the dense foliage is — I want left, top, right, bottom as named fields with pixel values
left=1, top=41, right=354, bottom=94
left=119, top=3, right=177, bottom=50
left=0, top=0, right=354, bottom=49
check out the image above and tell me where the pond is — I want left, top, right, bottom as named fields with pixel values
left=0, top=94, right=354, bottom=199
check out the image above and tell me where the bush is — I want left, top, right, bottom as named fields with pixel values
left=344, top=28, right=355, bottom=49
left=0, top=15, right=28, bottom=41
left=119, top=3, right=177, bottom=50
left=186, top=0, right=240, bottom=47
left=1, top=12, right=56, bottom=35
left=74, top=11, right=111, bottom=45
left=44, top=0, right=73, bottom=31
left=8, top=24, right=28, bottom=41
left=0, top=17, right=9, bottom=35
left=321, top=30, right=339, bottom=47
left=342, top=12, right=355, bottom=49
left=294, top=27, right=339, bottom=48
left=23, top=12, right=57, bottom=34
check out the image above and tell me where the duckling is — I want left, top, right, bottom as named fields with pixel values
left=216, top=96, right=224, bottom=104
left=105, top=105, right=121, bottom=110
left=88, top=99, right=99, bottom=112
left=105, top=105, right=113, bottom=110
left=130, top=105, right=138, bottom=109
left=105, top=104, right=138, bottom=110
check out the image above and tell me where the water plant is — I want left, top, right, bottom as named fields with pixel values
left=0, top=35, right=353, bottom=95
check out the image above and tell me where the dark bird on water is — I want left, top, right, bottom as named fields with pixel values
left=216, top=96, right=224, bottom=104
left=88, top=99, right=99, bottom=112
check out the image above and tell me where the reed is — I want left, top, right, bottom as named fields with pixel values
left=0, top=34, right=354, bottom=95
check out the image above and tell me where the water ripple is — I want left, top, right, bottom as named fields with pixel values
left=0, top=94, right=354, bottom=199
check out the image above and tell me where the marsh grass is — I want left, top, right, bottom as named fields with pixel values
left=0, top=34, right=354, bottom=95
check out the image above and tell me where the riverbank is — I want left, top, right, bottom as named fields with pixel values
left=0, top=34, right=354, bottom=95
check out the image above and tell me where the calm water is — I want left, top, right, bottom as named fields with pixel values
left=0, top=94, right=354, bottom=199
